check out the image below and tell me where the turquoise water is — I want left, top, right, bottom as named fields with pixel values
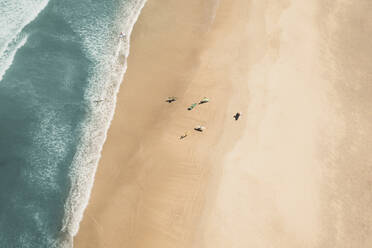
left=0, top=0, right=145, bottom=247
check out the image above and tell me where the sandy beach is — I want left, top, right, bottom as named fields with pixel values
left=75, top=0, right=372, bottom=247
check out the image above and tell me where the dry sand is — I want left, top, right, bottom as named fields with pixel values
left=75, top=0, right=372, bottom=247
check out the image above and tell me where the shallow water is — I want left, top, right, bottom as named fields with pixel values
left=0, top=0, right=145, bottom=246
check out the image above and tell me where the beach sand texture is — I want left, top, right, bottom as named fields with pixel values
left=75, top=0, right=372, bottom=247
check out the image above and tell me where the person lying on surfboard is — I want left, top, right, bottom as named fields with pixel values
left=165, top=96, right=177, bottom=103
left=188, top=103, right=197, bottom=110
left=194, top=125, right=206, bottom=132
left=199, top=97, right=209, bottom=104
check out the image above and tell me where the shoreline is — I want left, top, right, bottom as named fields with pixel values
left=59, top=0, right=148, bottom=245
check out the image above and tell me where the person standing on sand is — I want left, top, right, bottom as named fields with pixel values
left=233, top=112, right=241, bottom=120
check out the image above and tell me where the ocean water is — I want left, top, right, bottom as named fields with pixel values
left=0, top=0, right=146, bottom=247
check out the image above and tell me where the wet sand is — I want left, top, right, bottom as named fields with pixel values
left=75, top=0, right=372, bottom=247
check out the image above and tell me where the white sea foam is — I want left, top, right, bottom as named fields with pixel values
left=0, top=0, right=49, bottom=69
left=0, top=0, right=48, bottom=43
left=57, top=0, right=148, bottom=247
left=0, top=35, right=28, bottom=81
left=29, top=108, right=72, bottom=190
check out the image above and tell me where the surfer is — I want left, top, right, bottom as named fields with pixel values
left=233, top=112, right=241, bottom=120
left=199, top=97, right=209, bottom=104
left=165, top=96, right=177, bottom=103
left=93, top=99, right=105, bottom=104
left=194, top=126, right=206, bottom=132
left=180, top=132, right=188, bottom=139
left=188, top=103, right=197, bottom=111
left=119, top=32, right=126, bottom=39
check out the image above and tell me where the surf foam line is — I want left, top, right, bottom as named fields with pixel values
left=0, top=0, right=49, bottom=83
left=56, top=0, right=148, bottom=247
left=0, top=35, right=28, bottom=81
